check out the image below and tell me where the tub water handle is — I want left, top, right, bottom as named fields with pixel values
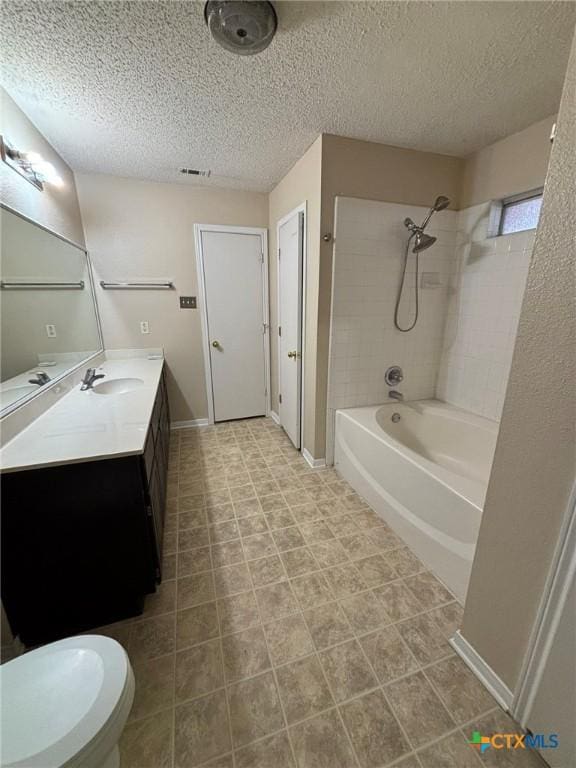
left=385, top=365, right=404, bottom=386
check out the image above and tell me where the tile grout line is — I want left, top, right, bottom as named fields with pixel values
left=137, top=584, right=460, bottom=652
left=172, top=522, right=458, bottom=614
left=237, top=527, right=301, bottom=768
left=170, top=609, right=177, bottom=768
left=127, top=633, right=459, bottom=726
left=345, top=613, right=421, bottom=763
left=151, top=421, right=482, bottom=767
left=279, top=577, right=364, bottom=768
left=411, top=705, right=503, bottom=763
left=219, top=631, right=238, bottom=768
left=229, top=491, right=370, bottom=768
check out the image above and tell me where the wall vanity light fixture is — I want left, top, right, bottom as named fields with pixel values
left=1, top=136, right=63, bottom=190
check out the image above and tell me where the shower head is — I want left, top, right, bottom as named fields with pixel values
left=413, top=232, right=437, bottom=253
left=420, top=194, right=451, bottom=230
left=433, top=195, right=450, bottom=212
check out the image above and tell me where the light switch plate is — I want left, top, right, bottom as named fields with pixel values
left=180, top=296, right=197, bottom=309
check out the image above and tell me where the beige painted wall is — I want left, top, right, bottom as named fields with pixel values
left=460, top=115, right=555, bottom=208
left=0, top=89, right=85, bottom=246
left=76, top=173, right=268, bottom=423
left=268, top=137, right=322, bottom=456
left=461, top=31, right=576, bottom=691
left=321, top=134, right=464, bottom=213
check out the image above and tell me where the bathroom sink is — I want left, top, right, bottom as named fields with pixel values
left=91, top=377, right=145, bottom=395
left=0, top=385, right=39, bottom=407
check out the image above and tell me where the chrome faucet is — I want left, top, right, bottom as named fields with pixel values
left=28, top=371, right=51, bottom=386
left=80, top=367, right=105, bottom=391
left=388, top=390, right=404, bottom=402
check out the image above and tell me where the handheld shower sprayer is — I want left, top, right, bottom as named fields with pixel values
left=394, top=195, right=451, bottom=332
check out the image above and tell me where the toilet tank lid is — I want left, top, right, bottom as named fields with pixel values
left=0, top=635, right=130, bottom=768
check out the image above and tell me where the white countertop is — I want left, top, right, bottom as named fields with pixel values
left=0, top=356, right=165, bottom=473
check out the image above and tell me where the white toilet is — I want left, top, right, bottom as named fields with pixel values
left=0, top=635, right=134, bottom=768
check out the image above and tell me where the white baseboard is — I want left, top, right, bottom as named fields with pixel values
left=302, top=447, right=326, bottom=469
left=171, top=418, right=210, bottom=430
left=269, top=410, right=280, bottom=425
left=450, top=630, right=513, bottom=710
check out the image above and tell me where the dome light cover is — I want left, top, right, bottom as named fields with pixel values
left=204, top=1, right=277, bottom=56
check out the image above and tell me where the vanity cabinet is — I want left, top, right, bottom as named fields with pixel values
left=1, top=369, right=170, bottom=646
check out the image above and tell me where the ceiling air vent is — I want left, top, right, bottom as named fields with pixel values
left=180, top=168, right=211, bottom=177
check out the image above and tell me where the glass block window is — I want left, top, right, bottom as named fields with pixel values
left=499, top=190, right=543, bottom=235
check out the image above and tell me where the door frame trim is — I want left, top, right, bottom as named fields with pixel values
left=276, top=202, right=307, bottom=449
left=194, top=223, right=270, bottom=425
left=511, top=480, right=576, bottom=726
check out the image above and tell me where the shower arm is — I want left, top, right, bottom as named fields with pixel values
left=419, top=208, right=435, bottom=231
left=405, top=209, right=434, bottom=235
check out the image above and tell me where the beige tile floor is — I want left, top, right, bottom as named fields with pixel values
left=92, top=417, right=545, bottom=768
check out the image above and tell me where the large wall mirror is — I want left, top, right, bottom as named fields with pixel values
left=0, top=205, right=103, bottom=415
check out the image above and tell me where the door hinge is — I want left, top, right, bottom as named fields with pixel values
left=278, top=326, right=282, bottom=336
left=261, top=251, right=264, bottom=263
left=278, top=248, right=281, bottom=259
left=279, top=394, right=282, bottom=404
left=263, top=323, right=268, bottom=334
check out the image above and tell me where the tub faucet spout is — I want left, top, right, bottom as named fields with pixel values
left=389, top=390, right=404, bottom=402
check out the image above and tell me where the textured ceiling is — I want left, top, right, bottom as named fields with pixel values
left=1, top=1, right=575, bottom=192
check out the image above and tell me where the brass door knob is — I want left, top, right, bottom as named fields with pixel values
left=288, top=350, right=297, bottom=359
left=212, top=340, right=221, bottom=348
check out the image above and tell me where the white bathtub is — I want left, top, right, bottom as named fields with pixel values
left=334, top=400, right=498, bottom=602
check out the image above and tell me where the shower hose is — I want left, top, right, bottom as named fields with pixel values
left=394, top=233, right=419, bottom=332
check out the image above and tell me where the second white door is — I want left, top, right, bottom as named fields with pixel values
left=199, top=228, right=267, bottom=422
left=278, top=209, right=304, bottom=448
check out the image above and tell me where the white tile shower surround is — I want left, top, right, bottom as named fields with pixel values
left=330, top=198, right=458, bottom=408
left=327, top=197, right=535, bottom=458
left=437, top=203, right=535, bottom=421
left=327, top=198, right=458, bottom=460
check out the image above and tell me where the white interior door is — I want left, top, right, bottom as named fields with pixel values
left=278, top=210, right=304, bottom=448
left=200, top=229, right=267, bottom=422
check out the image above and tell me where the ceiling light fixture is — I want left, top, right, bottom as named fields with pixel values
left=1, top=136, right=64, bottom=190
left=204, top=1, right=277, bottom=56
